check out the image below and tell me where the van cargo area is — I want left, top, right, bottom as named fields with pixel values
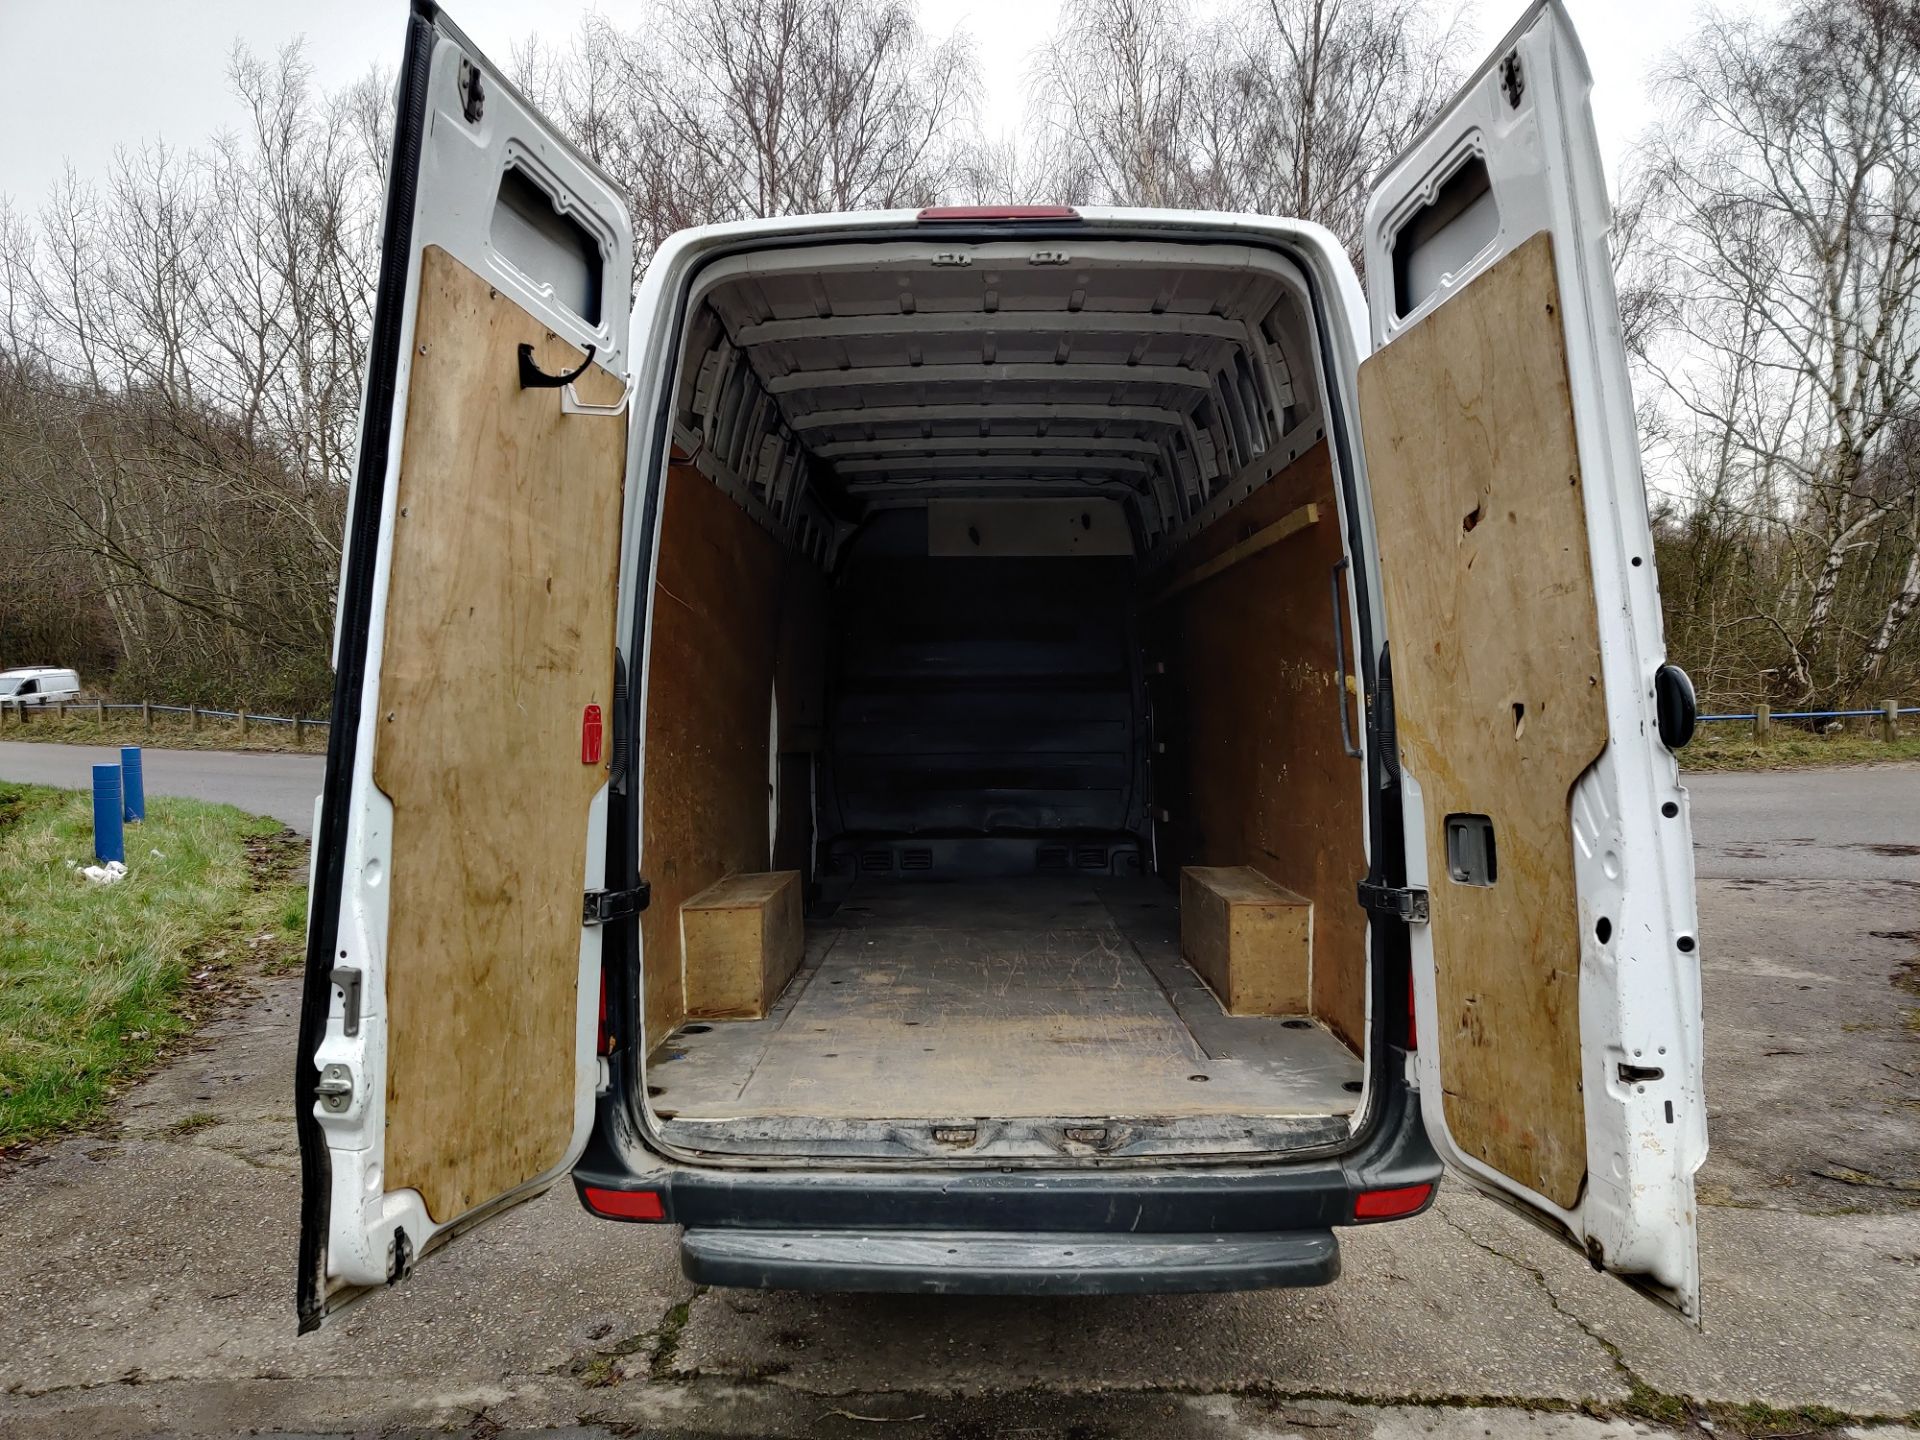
left=634, top=237, right=1372, bottom=1163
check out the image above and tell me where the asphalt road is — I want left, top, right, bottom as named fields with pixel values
left=0, top=762, right=1916, bottom=1439
left=0, top=741, right=324, bottom=833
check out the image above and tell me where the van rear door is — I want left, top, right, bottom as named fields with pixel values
left=295, top=3, right=635, bottom=1330
left=1356, top=0, right=1706, bottom=1320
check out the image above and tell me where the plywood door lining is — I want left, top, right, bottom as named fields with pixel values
left=1357, top=230, right=1604, bottom=1210
left=379, top=245, right=627, bottom=1224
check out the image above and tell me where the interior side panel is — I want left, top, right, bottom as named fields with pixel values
left=1357, top=232, right=1605, bottom=1209
left=1145, top=440, right=1368, bottom=1049
left=378, top=246, right=626, bottom=1223
left=639, top=461, right=829, bottom=1049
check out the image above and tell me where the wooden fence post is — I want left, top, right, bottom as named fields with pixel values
left=238, top=712, right=249, bottom=739
left=293, top=717, right=305, bottom=745
left=142, top=702, right=152, bottom=732
left=56, top=702, right=67, bottom=724
left=1884, top=699, right=1901, bottom=744
left=1754, top=702, right=1771, bottom=745
left=189, top=704, right=199, bottom=733
left=95, top=699, right=105, bottom=725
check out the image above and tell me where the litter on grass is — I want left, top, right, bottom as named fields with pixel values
left=81, top=860, right=127, bottom=884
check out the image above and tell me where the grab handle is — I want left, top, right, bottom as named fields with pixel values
left=1330, top=557, right=1362, bottom=759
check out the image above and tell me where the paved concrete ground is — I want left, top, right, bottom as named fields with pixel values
left=0, top=741, right=324, bottom=834
left=0, top=765, right=1915, bottom=1438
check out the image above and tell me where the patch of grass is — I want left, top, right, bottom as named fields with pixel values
left=1683, top=723, right=1920, bottom=771
left=0, top=781, right=309, bottom=1150
left=0, top=708, right=327, bottom=755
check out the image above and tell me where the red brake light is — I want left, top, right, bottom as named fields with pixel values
left=582, top=1186, right=666, bottom=1221
left=1354, top=1183, right=1433, bottom=1221
left=917, top=205, right=1080, bottom=222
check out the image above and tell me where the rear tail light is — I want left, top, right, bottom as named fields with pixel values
left=916, top=205, right=1080, bottom=222
left=1354, top=1182, right=1434, bottom=1221
left=581, top=1186, right=667, bottom=1221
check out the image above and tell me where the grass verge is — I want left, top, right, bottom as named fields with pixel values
left=0, top=781, right=308, bottom=1151
left=1682, top=725, right=1920, bottom=771
left=0, top=709, right=328, bottom=754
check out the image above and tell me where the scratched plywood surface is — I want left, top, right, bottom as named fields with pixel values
left=1149, top=440, right=1368, bottom=1048
left=648, top=877, right=1361, bottom=1121
left=1356, top=231, right=1604, bottom=1209
left=378, top=245, right=627, bottom=1224
left=638, top=465, right=828, bottom=1049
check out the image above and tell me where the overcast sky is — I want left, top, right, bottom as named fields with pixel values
left=0, top=0, right=1762, bottom=215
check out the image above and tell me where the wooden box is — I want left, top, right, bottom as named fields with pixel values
left=682, top=870, right=804, bottom=1019
left=1180, top=866, right=1312, bottom=1016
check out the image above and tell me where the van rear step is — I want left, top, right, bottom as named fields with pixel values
left=680, top=1227, right=1339, bottom=1294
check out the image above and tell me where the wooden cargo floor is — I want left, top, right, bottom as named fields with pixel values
left=646, top=876, right=1361, bottom=1124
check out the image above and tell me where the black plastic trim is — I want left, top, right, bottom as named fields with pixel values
left=294, top=7, right=437, bottom=1335
left=680, top=1227, right=1340, bottom=1295
left=575, top=1046, right=1439, bottom=1244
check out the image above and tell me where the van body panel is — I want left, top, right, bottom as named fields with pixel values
left=1357, top=0, right=1706, bottom=1321
left=295, top=2, right=634, bottom=1331
left=299, top=0, right=1702, bottom=1328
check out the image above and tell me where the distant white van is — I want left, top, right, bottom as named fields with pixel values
left=297, top=0, right=1708, bottom=1335
left=0, top=667, right=82, bottom=708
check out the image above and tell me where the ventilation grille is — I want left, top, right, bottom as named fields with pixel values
left=860, top=849, right=894, bottom=874
left=901, top=848, right=933, bottom=872
left=1036, top=844, right=1070, bottom=871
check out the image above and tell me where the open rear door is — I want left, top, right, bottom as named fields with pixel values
left=295, top=1, right=635, bottom=1330
left=1357, top=1, right=1706, bottom=1319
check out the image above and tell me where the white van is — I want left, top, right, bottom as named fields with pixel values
left=296, top=0, right=1708, bottom=1333
left=0, top=667, right=82, bottom=708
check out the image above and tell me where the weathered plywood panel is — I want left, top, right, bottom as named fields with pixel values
left=639, top=466, right=828, bottom=1049
left=682, top=870, right=803, bottom=1019
left=1356, top=231, right=1604, bottom=1210
left=1180, top=865, right=1312, bottom=1015
left=378, top=246, right=627, bottom=1224
left=1150, top=440, right=1369, bottom=1048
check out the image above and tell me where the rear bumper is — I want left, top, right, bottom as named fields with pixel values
left=573, top=1053, right=1437, bottom=1291
left=681, top=1227, right=1339, bottom=1294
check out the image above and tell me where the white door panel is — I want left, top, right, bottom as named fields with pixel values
left=1360, top=0, right=1706, bottom=1321
left=297, top=4, right=634, bottom=1331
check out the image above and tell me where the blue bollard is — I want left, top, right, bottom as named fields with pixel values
left=120, top=746, right=145, bottom=822
left=92, top=764, right=125, bottom=865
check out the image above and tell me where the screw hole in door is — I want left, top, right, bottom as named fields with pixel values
left=1594, top=916, right=1612, bottom=944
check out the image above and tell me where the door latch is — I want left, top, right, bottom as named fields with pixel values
left=315, top=1063, right=355, bottom=1114
left=583, top=882, right=652, bottom=925
left=1357, top=882, right=1430, bottom=924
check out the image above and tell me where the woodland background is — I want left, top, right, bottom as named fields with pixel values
left=1, top=0, right=1914, bottom=718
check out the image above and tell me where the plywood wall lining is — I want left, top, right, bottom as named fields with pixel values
left=1147, top=440, right=1369, bottom=1049
left=378, top=245, right=627, bottom=1224
left=1356, top=231, right=1604, bottom=1211
left=639, top=464, right=828, bottom=1050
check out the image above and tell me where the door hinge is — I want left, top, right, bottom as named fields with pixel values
left=583, top=882, right=651, bottom=926
left=1358, top=882, right=1430, bottom=924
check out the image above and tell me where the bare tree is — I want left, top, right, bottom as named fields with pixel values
left=1630, top=0, right=1920, bottom=707
left=1027, top=0, right=1465, bottom=259
left=517, top=0, right=978, bottom=259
